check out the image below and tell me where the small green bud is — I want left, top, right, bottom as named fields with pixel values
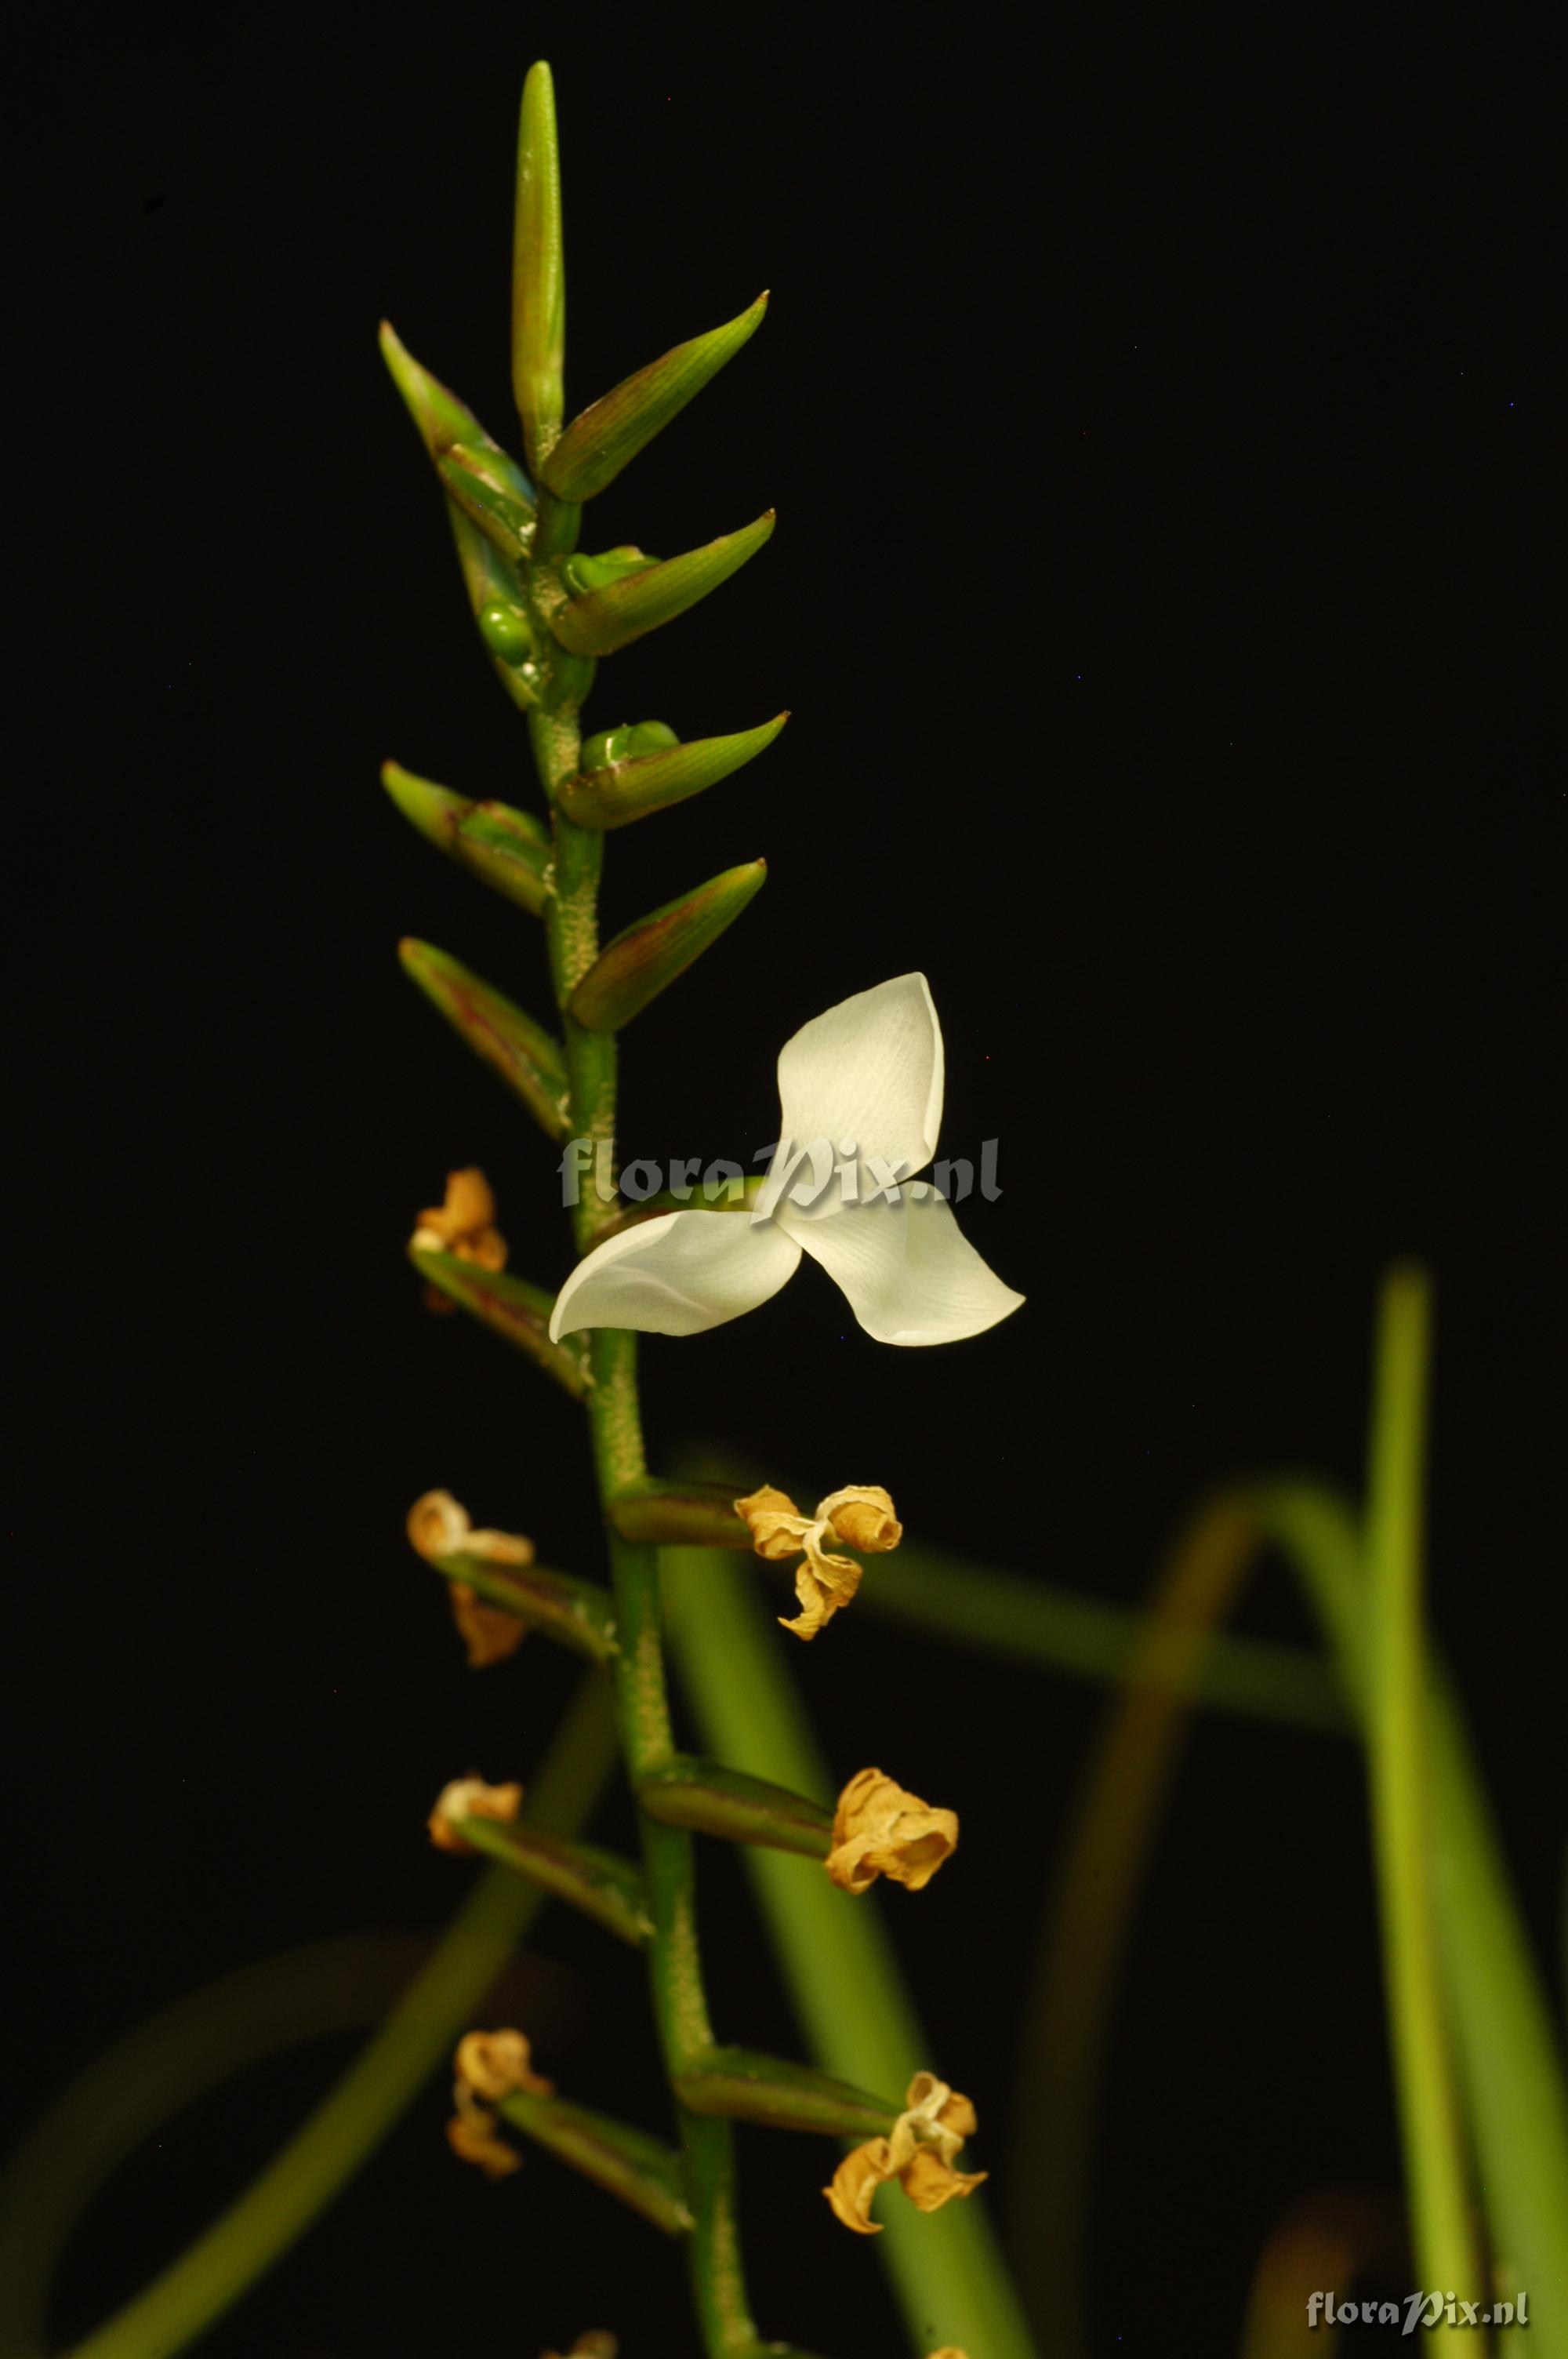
left=477, top=602, right=535, bottom=665
left=579, top=719, right=679, bottom=772
left=561, top=545, right=657, bottom=597
left=626, top=719, right=681, bottom=756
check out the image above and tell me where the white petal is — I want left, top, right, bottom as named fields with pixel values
left=779, top=1187, right=1023, bottom=1346
left=766, top=975, right=944, bottom=1214
left=549, top=1209, right=801, bottom=1340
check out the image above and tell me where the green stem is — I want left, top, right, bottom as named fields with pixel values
left=535, top=707, right=757, bottom=2357
left=0, top=1674, right=619, bottom=2359
left=1363, top=1268, right=1479, bottom=2306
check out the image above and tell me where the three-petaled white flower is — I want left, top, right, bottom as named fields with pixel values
left=549, top=974, right=1023, bottom=1347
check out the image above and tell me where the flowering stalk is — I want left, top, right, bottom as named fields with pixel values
left=383, top=61, right=996, bottom=2354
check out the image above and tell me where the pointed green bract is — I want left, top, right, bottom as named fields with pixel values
left=543, top=292, right=769, bottom=502
left=382, top=765, right=552, bottom=914
left=451, top=802, right=552, bottom=908
left=568, top=860, right=767, bottom=1031
left=408, top=1246, right=590, bottom=1397
left=513, top=62, right=566, bottom=472
left=436, top=446, right=534, bottom=564
left=673, top=2047, right=898, bottom=2138
left=498, top=2088, right=693, bottom=2235
left=379, top=322, right=533, bottom=505
left=423, top=1548, right=618, bottom=1664
left=399, top=940, right=571, bottom=1140
left=557, top=713, right=788, bottom=830
left=551, top=513, right=776, bottom=656
left=451, top=1816, right=652, bottom=1944
left=446, top=511, right=543, bottom=710
left=379, top=325, right=546, bottom=710
left=640, top=1757, right=833, bottom=1859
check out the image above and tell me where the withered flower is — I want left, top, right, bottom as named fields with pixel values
left=446, top=2083, right=521, bottom=2179
left=413, top=1166, right=508, bottom=1311
left=733, top=1481, right=902, bottom=1639
left=413, top=1166, right=509, bottom=1267
left=446, top=2026, right=554, bottom=2180
left=407, top=1489, right=532, bottom=1667
left=427, top=1775, right=523, bottom=1854
left=455, top=2026, right=554, bottom=2103
left=824, top=2071, right=987, bottom=2235
left=826, top=1768, right=958, bottom=1895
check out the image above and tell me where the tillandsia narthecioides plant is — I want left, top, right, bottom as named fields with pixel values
left=381, top=59, right=1025, bottom=2359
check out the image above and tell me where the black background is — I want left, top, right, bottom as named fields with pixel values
left=8, top=10, right=1558, bottom=2359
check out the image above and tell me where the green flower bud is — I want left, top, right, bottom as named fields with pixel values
left=580, top=719, right=678, bottom=772
left=477, top=602, right=535, bottom=665
left=625, top=719, right=681, bottom=756
left=561, top=545, right=657, bottom=597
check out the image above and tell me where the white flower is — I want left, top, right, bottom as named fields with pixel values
left=549, top=974, right=1023, bottom=1347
